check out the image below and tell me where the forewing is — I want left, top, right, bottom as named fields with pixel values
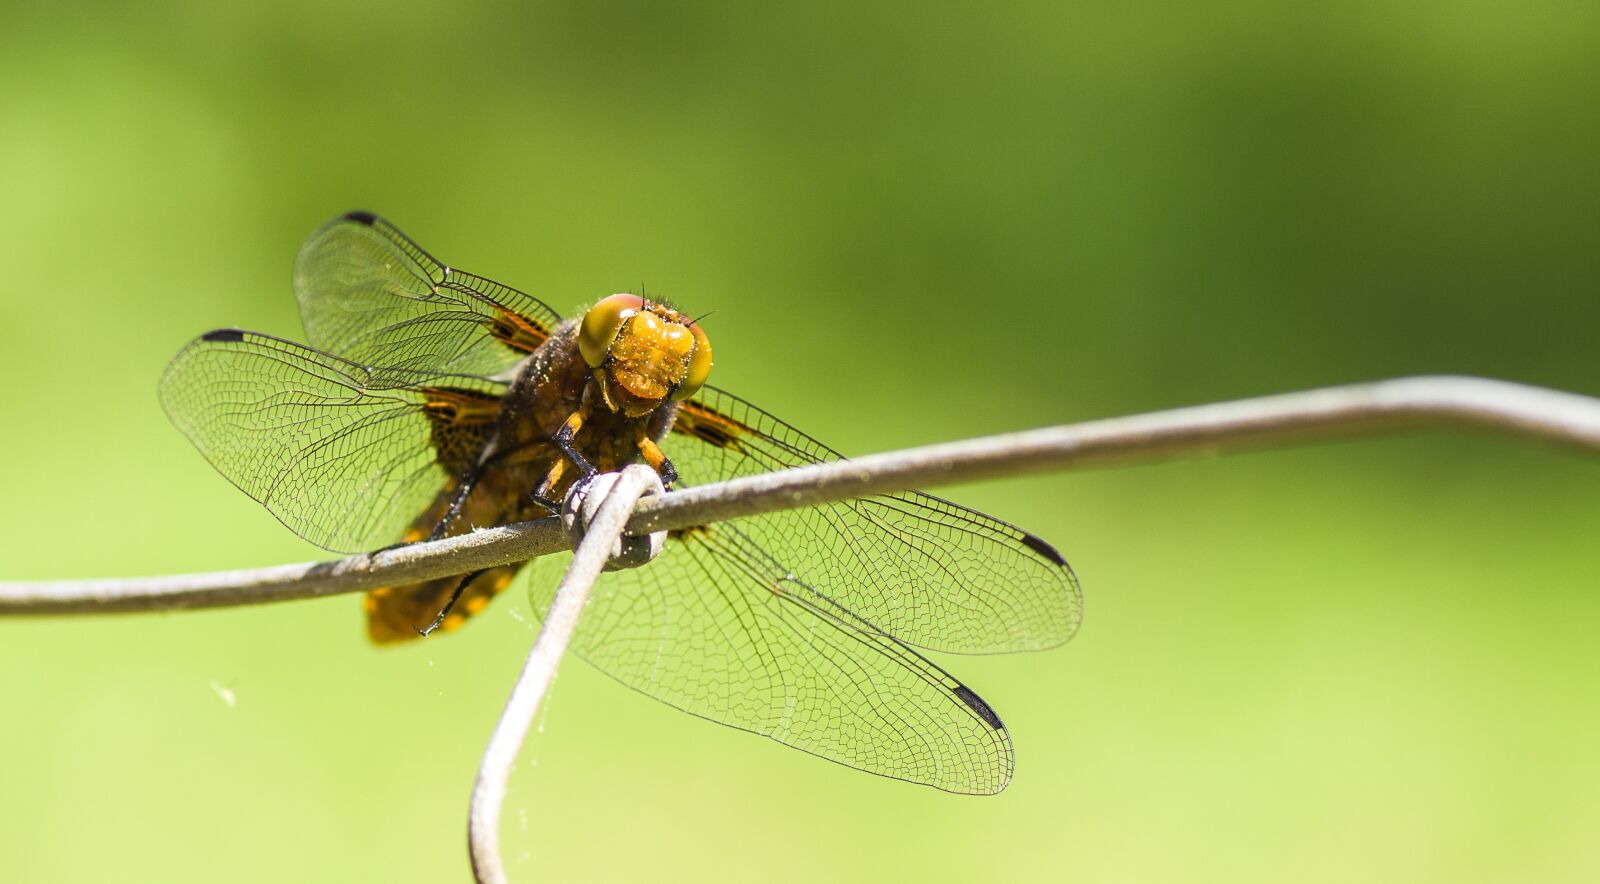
left=668, top=386, right=1083, bottom=654
left=293, top=211, right=564, bottom=377
left=530, top=524, right=1013, bottom=794
left=159, top=329, right=502, bottom=553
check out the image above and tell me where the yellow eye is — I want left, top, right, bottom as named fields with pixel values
left=579, top=294, right=643, bottom=368
left=671, top=320, right=713, bottom=401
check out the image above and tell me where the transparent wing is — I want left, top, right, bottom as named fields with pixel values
left=293, top=211, right=565, bottom=377
left=668, top=386, right=1083, bottom=654
left=531, top=523, right=1013, bottom=794
left=159, top=329, right=503, bottom=553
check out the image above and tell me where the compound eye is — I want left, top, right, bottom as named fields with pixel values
left=579, top=294, right=643, bottom=368
left=671, top=320, right=714, bottom=401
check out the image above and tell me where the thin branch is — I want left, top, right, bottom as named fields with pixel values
left=4, top=374, right=1599, bottom=616
left=467, top=465, right=659, bottom=884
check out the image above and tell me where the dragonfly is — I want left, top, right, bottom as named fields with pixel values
left=159, top=212, right=1083, bottom=794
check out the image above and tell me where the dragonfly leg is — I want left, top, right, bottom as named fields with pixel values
left=553, top=408, right=596, bottom=478
left=414, top=568, right=487, bottom=637
left=635, top=430, right=678, bottom=488
left=529, top=492, right=561, bottom=514
left=530, top=456, right=569, bottom=514
left=427, top=462, right=487, bottom=541
left=425, top=436, right=545, bottom=541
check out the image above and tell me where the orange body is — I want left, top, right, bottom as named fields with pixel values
left=365, top=298, right=710, bottom=643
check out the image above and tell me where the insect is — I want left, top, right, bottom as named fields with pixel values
left=159, top=211, right=1083, bottom=793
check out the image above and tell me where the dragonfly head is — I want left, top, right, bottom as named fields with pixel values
left=579, top=293, right=713, bottom=416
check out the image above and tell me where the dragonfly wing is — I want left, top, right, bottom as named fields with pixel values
left=159, top=329, right=503, bottom=553
left=667, top=385, right=1083, bottom=654
left=530, top=522, right=1014, bottom=793
left=294, top=211, right=565, bottom=377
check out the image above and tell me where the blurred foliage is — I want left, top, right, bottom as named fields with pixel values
left=1, top=0, right=1597, bottom=881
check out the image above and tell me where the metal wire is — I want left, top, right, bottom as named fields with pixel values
left=467, top=465, right=660, bottom=884
left=4, top=375, right=1600, bottom=615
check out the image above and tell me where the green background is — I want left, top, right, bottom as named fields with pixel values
left=3, top=1, right=1598, bottom=881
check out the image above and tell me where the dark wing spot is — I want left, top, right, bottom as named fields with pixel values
left=420, top=386, right=502, bottom=426
left=485, top=308, right=550, bottom=353
left=673, top=401, right=745, bottom=450
left=691, top=424, right=735, bottom=448
left=200, top=328, right=245, bottom=343
left=1020, top=531, right=1068, bottom=566
left=952, top=685, right=1006, bottom=731
left=342, top=210, right=378, bottom=225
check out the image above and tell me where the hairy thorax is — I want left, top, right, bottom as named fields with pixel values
left=497, top=320, right=678, bottom=499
